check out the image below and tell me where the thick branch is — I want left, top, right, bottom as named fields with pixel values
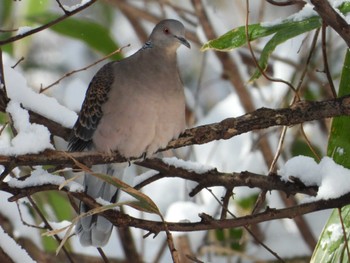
left=1, top=95, right=350, bottom=167
left=311, top=0, right=350, bottom=47
left=135, top=158, right=318, bottom=197
left=1, top=159, right=317, bottom=201
left=0, top=180, right=348, bottom=234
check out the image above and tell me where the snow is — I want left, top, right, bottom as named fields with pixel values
left=16, top=26, right=33, bottom=36
left=0, top=101, right=53, bottom=155
left=320, top=223, right=343, bottom=249
left=133, top=169, right=159, bottom=185
left=7, top=167, right=84, bottom=192
left=279, top=156, right=350, bottom=200
left=261, top=4, right=317, bottom=27
left=63, top=0, right=92, bottom=12
left=290, top=4, right=318, bottom=22
left=336, top=147, right=345, bottom=156
left=0, top=191, right=42, bottom=247
left=328, top=224, right=343, bottom=242
left=165, top=201, right=209, bottom=251
left=262, top=0, right=350, bottom=27
left=0, top=226, right=36, bottom=263
left=162, top=157, right=214, bottom=174
left=4, top=65, right=77, bottom=128
left=2, top=2, right=347, bottom=262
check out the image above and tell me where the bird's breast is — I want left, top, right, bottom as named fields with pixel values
left=92, top=80, right=185, bottom=157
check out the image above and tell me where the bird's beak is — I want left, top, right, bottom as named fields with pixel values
left=174, top=35, right=191, bottom=48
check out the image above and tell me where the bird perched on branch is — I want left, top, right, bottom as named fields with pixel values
left=68, top=19, right=190, bottom=247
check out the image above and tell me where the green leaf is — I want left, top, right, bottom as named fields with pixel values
left=249, top=17, right=320, bottom=81
left=202, top=2, right=350, bottom=52
left=27, top=13, right=122, bottom=60
left=311, top=207, right=350, bottom=263
left=327, top=49, right=350, bottom=167
left=215, top=228, right=244, bottom=251
left=201, top=17, right=321, bottom=52
left=33, top=192, right=72, bottom=252
left=236, top=193, right=258, bottom=210
left=312, top=49, right=350, bottom=262
left=202, top=23, right=276, bottom=51
left=47, top=192, right=72, bottom=221
left=201, top=2, right=350, bottom=81
left=26, top=0, right=49, bottom=17
left=0, top=0, right=13, bottom=26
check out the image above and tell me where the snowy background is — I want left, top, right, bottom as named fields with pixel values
left=0, top=0, right=350, bottom=262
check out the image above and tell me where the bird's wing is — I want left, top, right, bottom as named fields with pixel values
left=68, top=61, right=115, bottom=151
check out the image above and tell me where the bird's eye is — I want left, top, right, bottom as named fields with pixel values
left=163, top=27, right=170, bottom=34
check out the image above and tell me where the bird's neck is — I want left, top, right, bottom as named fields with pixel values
left=140, top=44, right=178, bottom=67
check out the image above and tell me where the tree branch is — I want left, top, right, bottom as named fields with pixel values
left=0, top=0, right=98, bottom=46
left=0, top=179, right=347, bottom=235
left=1, top=158, right=317, bottom=201
left=1, top=95, right=348, bottom=169
left=311, top=0, right=350, bottom=47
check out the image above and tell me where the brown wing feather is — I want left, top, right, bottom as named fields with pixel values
left=68, top=62, right=115, bottom=151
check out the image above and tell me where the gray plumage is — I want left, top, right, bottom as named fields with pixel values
left=69, top=19, right=190, bottom=247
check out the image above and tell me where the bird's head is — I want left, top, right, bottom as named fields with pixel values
left=149, top=19, right=191, bottom=51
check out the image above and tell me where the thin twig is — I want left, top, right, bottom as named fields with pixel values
left=321, top=21, right=337, bottom=98
left=245, top=0, right=299, bottom=100
left=27, top=196, right=75, bottom=263
left=300, top=124, right=321, bottom=161
left=0, top=0, right=97, bottom=46
left=16, top=201, right=45, bottom=230
left=311, top=0, right=350, bottom=47
left=55, top=0, right=70, bottom=15
left=206, top=188, right=285, bottom=262
left=0, top=28, right=18, bottom=33
left=40, top=45, right=130, bottom=93
left=338, top=207, right=350, bottom=260
left=294, top=28, right=320, bottom=95
left=97, top=248, right=110, bottom=263
left=269, top=126, right=287, bottom=174
left=11, top=57, right=25, bottom=69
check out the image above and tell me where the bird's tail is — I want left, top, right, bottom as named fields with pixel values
left=76, top=164, right=124, bottom=247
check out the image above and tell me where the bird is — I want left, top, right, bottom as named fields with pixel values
left=68, top=19, right=190, bottom=247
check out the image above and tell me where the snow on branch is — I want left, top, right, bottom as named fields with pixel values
left=1, top=174, right=349, bottom=235
left=0, top=94, right=349, bottom=167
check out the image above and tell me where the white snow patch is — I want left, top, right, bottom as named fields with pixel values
left=162, top=157, right=213, bottom=174
left=16, top=26, right=33, bottom=36
left=0, top=226, right=36, bottom=263
left=320, top=223, right=343, bottom=249
left=133, top=169, right=159, bottom=185
left=7, top=167, right=84, bottom=192
left=336, top=147, right=345, bottom=156
left=0, top=101, right=53, bottom=155
left=261, top=4, right=318, bottom=27
left=165, top=201, right=209, bottom=252
left=328, top=223, right=343, bottom=242
left=279, top=156, right=350, bottom=200
left=63, top=0, right=92, bottom=12
left=4, top=65, right=77, bottom=128
left=290, top=4, right=318, bottom=22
